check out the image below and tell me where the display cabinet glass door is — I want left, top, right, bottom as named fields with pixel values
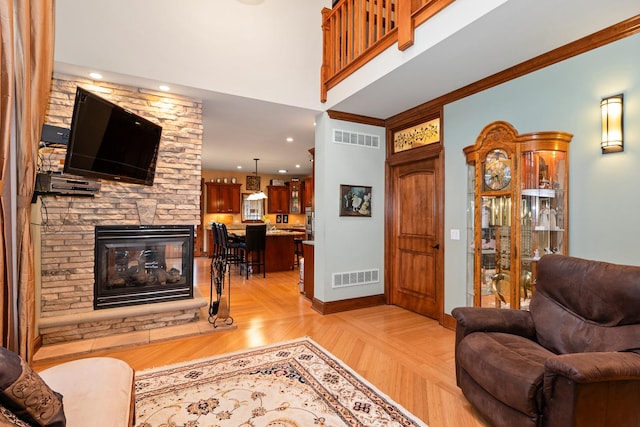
left=479, top=195, right=512, bottom=308
left=519, top=150, right=567, bottom=309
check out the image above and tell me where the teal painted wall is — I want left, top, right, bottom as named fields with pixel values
left=443, top=33, right=640, bottom=312
left=314, top=113, right=386, bottom=302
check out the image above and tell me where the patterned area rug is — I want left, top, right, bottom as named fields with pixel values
left=135, top=338, right=428, bottom=426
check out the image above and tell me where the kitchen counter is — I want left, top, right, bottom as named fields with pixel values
left=227, top=227, right=304, bottom=273
left=227, top=227, right=304, bottom=238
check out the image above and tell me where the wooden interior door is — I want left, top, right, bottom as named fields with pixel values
left=388, top=154, right=443, bottom=320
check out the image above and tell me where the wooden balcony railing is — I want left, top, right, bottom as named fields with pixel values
left=321, top=0, right=455, bottom=103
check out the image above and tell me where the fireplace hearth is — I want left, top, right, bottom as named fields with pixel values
left=95, top=225, right=194, bottom=309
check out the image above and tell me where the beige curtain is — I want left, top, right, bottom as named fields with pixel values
left=13, top=0, right=55, bottom=360
left=0, top=0, right=15, bottom=350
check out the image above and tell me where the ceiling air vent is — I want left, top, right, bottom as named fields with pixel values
left=333, top=129, right=380, bottom=149
left=332, top=269, right=380, bottom=288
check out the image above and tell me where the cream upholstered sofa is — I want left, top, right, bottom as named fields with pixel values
left=0, top=349, right=134, bottom=427
left=39, top=357, right=135, bottom=426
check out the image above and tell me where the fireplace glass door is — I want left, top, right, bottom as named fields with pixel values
left=95, top=225, right=194, bottom=309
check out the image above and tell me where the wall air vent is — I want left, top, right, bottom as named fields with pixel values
left=333, top=129, right=380, bottom=149
left=332, top=269, right=380, bottom=288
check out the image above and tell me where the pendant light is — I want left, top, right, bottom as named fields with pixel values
left=247, top=158, right=268, bottom=200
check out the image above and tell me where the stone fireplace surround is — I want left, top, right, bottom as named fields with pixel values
left=35, top=75, right=206, bottom=345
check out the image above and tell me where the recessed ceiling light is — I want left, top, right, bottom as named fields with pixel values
left=286, top=137, right=294, bottom=142
left=236, top=165, right=242, bottom=169
left=278, top=169, right=288, bottom=174
left=295, top=164, right=301, bottom=168
left=89, top=72, right=103, bottom=80
left=159, top=85, right=171, bottom=91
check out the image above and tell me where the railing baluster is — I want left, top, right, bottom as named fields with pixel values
left=370, top=0, right=375, bottom=43
left=337, top=6, right=342, bottom=69
left=356, top=0, right=365, bottom=55
left=320, top=0, right=454, bottom=102
left=344, top=0, right=354, bottom=64
left=334, top=11, right=340, bottom=71
left=373, top=0, right=385, bottom=41
left=342, top=5, right=348, bottom=68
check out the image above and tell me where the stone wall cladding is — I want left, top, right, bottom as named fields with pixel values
left=38, top=74, right=203, bottom=343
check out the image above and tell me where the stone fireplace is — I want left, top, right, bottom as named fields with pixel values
left=36, top=74, right=205, bottom=345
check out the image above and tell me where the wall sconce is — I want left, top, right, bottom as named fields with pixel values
left=601, top=94, right=624, bottom=153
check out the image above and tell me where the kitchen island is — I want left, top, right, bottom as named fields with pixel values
left=264, top=230, right=304, bottom=272
left=226, top=227, right=304, bottom=273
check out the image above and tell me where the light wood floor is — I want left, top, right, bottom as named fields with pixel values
left=33, top=256, right=487, bottom=427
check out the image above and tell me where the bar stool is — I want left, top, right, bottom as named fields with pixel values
left=243, top=224, right=266, bottom=278
left=212, top=223, right=244, bottom=275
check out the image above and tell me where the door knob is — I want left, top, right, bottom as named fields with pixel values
left=432, top=243, right=440, bottom=249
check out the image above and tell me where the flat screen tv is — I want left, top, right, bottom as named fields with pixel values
left=63, top=87, right=162, bottom=186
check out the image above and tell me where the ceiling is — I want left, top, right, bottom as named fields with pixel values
left=53, top=0, right=639, bottom=177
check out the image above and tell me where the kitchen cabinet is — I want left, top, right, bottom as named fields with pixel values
left=289, top=180, right=303, bottom=214
left=464, top=121, right=571, bottom=310
left=303, top=175, right=313, bottom=209
left=303, top=242, right=314, bottom=300
left=267, top=185, right=289, bottom=213
left=206, top=183, right=241, bottom=213
left=305, top=148, right=315, bottom=209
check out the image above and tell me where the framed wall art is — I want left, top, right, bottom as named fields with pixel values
left=246, top=175, right=261, bottom=191
left=393, top=117, right=440, bottom=153
left=340, top=185, right=372, bottom=217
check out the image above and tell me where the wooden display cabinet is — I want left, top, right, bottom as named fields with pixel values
left=267, top=185, right=289, bottom=213
left=464, top=121, right=572, bottom=310
left=206, top=182, right=241, bottom=213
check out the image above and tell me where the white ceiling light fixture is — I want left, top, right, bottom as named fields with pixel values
left=247, top=158, right=268, bottom=201
left=89, top=72, right=103, bottom=79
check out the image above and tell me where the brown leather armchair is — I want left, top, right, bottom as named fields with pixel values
left=452, top=255, right=640, bottom=427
